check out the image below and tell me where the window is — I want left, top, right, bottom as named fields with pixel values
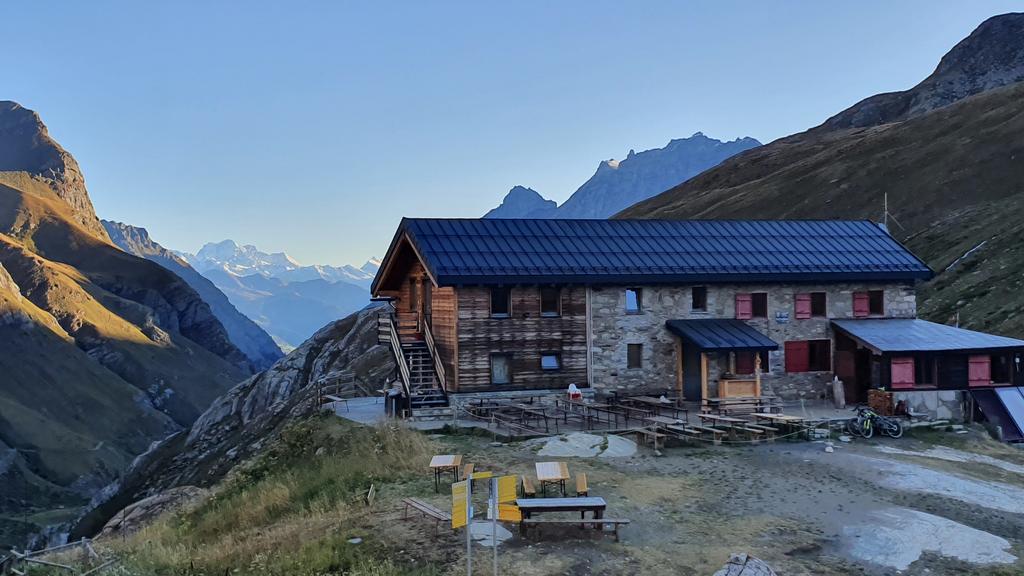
left=490, top=354, right=511, bottom=384
left=992, top=354, right=1012, bottom=384
left=854, top=290, right=884, bottom=317
left=868, top=290, right=884, bottom=316
left=540, top=287, right=561, bottom=317
left=625, top=289, right=642, bottom=314
left=627, top=344, right=643, bottom=369
left=751, top=293, right=768, bottom=318
left=691, top=286, right=708, bottom=311
left=735, top=351, right=769, bottom=375
left=785, top=340, right=831, bottom=372
left=490, top=287, right=511, bottom=318
left=795, top=292, right=827, bottom=319
left=540, top=353, right=561, bottom=371
left=811, top=292, right=827, bottom=317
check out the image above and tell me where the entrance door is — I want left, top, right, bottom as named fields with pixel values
left=682, top=345, right=703, bottom=401
left=843, top=348, right=872, bottom=405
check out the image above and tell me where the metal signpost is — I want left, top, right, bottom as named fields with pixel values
left=454, top=473, right=520, bottom=576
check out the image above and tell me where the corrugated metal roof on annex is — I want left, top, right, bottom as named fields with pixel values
left=833, top=319, right=1024, bottom=353
left=665, top=319, right=780, bottom=351
left=395, top=218, right=934, bottom=287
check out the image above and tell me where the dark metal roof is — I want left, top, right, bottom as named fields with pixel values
left=665, top=319, right=779, bottom=352
left=832, top=319, right=1024, bottom=353
left=376, top=218, right=932, bottom=290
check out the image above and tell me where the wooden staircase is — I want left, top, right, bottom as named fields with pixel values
left=379, top=309, right=449, bottom=412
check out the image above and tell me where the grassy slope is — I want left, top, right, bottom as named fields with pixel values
left=618, top=81, right=1024, bottom=337
left=107, top=417, right=443, bottom=576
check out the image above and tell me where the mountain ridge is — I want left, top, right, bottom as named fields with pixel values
left=618, top=13, right=1024, bottom=340
left=484, top=133, right=761, bottom=219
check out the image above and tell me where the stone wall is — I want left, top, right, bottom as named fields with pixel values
left=893, top=390, right=965, bottom=421
left=588, top=282, right=916, bottom=400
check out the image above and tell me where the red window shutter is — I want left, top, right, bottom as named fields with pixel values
left=853, top=292, right=870, bottom=318
left=794, top=293, right=812, bottom=320
left=890, top=357, right=915, bottom=389
left=735, top=352, right=755, bottom=375
left=736, top=293, right=753, bottom=320
left=785, top=341, right=809, bottom=373
left=969, top=355, right=991, bottom=387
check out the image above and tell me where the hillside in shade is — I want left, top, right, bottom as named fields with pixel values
left=619, top=13, right=1024, bottom=339
left=102, top=220, right=284, bottom=370
left=0, top=101, right=249, bottom=548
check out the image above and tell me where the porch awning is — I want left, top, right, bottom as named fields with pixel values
left=832, top=318, right=1024, bottom=354
left=665, top=319, right=779, bottom=352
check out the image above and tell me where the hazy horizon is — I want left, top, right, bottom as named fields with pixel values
left=5, top=1, right=1021, bottom=265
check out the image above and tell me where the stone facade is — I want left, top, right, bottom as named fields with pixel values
left=588, top=282, right=916, bottom=400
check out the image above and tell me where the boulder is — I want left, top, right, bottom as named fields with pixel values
left=712, top=553, right=778, bottom=576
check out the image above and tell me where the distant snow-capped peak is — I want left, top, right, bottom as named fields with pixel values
left=180, top=240, right=376, bottom=286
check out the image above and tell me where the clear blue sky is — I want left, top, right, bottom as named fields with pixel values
left=4, top=1, right=1021, bottom=265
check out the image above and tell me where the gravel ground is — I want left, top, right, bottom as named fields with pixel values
left=384, top=427, right=1024, bottom=575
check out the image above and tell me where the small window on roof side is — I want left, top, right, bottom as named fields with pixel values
left=625, top=289, right=642, bottom=314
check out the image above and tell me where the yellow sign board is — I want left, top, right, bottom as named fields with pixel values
left=498, top=503, right=521, bottom=522
left=497, top=475, right=517, bottom=504
left=452, top=480, right=468, bottom=529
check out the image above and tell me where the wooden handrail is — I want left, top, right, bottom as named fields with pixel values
left=422, top=317, right=448, bottom=394
left=385, top=314, right=413, bottom=400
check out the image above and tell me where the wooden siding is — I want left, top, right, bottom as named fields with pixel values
left=454, top=286, right=588, bottom=392
left=430, top=286, right=458, bottom=388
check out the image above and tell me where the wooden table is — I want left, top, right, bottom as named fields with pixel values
left=515, top=496, right=607, bottom=533
left=535, top=461, right=570, bottom=496
left=697, top=413, right=747, bottom=426
left=628, top=396, right=689, bottom=420
left=429, top=454, right=462, bottom=492
left=644, top=415, right=686, bottom=427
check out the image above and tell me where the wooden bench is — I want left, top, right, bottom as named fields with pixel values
left=461, top=463, right=474, bottom=481
left=630, top=428, right=667, bottom=450
left=520, top=518, right=630, bottom=542
left=738, top=426, right=767, bottom=442
left=690, top=425, right=728, bottom=445
left=743, top=423, right=778, bottom=441
left=521, top=475, right=537, bottom=498
left=402, top=497, right=451, bottom=534
left=575, top=473, right=588, bottom=497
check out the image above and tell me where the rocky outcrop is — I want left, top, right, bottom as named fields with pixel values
left=821, top=13, right=1024, bottom=131
left=712, top=553, right=778, bottom=576
left=0, top=101, right=108, bottom=240
left=103, top=220, right=283, bottom=370
left=100, top=486, right=208, bottom=538
left=483, top=133, right=760, bottom=219
left=71, top=306, right=395, bottom=539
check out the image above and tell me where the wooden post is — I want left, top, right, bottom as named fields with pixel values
left=675, top=340, right=684, bottom=401
left=754, top=354, right=762, bottom=397
left=700, top=353, right=709, bottom=410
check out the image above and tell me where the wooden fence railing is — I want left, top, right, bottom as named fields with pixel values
left=385, top=314, right=413, bottom=400
left=2, top=538, right=116, bottom=575
left=421, top=316, right=448, bottom=394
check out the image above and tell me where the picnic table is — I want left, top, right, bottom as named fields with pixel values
left=429, top=454, right=462, bottom=492
left=535, top=462, right=570, bottom=496
left=697, top=413, right=747, bottom=426
left=515, top=496, right=607, bottom=521
left=705, top=396, right=780, bottom=415
left=644, top=415, right=687, bottom=427
left=626, top=396, right=689, bottom=420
